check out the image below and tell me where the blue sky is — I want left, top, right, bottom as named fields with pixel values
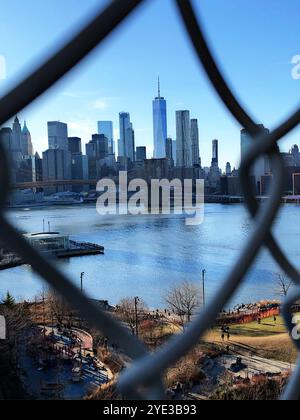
left=0, top=0, right=300, bottom=169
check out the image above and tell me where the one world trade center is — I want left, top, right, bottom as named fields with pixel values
left=153, top=77, right=167, bottom=159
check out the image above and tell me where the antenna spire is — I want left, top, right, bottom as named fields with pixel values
left=158, top=76, right=161, bottom=98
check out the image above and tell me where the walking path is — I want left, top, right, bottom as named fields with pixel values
left=219, top=345, right=294, bottom=378
left=17, top=326, right=113, bottom=400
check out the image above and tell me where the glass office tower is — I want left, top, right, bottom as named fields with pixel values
left=153, top=78, right=167, bottom=159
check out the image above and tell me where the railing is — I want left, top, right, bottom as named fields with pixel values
left=1, top=0, right=300, bottom=400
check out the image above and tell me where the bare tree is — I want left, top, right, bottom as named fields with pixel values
left=46, top=290, right=70, bottom=325
left=116, top=297, right=148, bottom=335
left=165, top=280, right=201, bottom=327
left=0, top=299, right=32, bottom=342
left=0, top=299, right=32, bottom=399
left=275, top=273, right=292, bottom=298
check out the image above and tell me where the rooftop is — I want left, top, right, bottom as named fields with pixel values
left=24, top=232, right=69, bottom=240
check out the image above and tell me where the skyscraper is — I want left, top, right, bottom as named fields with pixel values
left=67, top=136, right=85, bottom=191
left=71, top=154, right=88, bottom=184
left=1, top=126, right=16, bottom=182
left=241, top=125, right=269, bottom=162
left=166, top=137, right=174, bottom=166
left=226, top=162, right=232, bottom=176
left=68, top=137, right=82, bottom=154
left=0, top=127, right=12, bottom=154
left=42, top=149, right=71, bottom=194
left=9, top=116, right=23, bottom=170
left=291, top=144, right=300, bottom=158
left=241, top=129, right=251, bottom=161
left=12, top=116, right=22, bottom=159
left=42, top=149, right=71, bottom=180
left=16, top=156, right=37, bottom=183
left=240, top=125, right=270, bottom=188
left=86, top=134, right=108, bottom=160
left=127, top=123, right=135, bottom=162
left=176, top=110, right=192, bottom=167
left=98, top=121, right=114, bottom=154
left=190, top=119, right=200, bottom=166
left=118, top=113, right=135, bottom=162
left=119, top=112, right=130, bottom=158
left=212, top=139, right=219, bottom=166
left=208, top=139, right=221, bottom=189
left=48, top=121, right=68, bottom=151
left=95, top=134, right=109, bottom=159
left=136, top=146, right=147, bottom=162
left=153, top=78, right=167, bottom=159
left=43, top=121, right=70, bottom=191
left=172, top=140, right=177, bottom=166
left=166, top=137, right=173, bottom=161
left=21, top=121, right=34, bottom=156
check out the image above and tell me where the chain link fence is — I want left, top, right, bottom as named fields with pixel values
left=1, top=0, right=300, bottom=400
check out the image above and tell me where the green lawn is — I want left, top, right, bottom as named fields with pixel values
left=204, top=314, right=300, bottom=363
left=226, top=315, right=290, bottom=337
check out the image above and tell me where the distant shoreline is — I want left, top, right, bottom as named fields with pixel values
left=6, top=195, right=300, bottom=210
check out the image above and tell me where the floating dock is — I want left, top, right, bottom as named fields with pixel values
left=0, top=232, right=104, bottom=270
left=56, top=240, right=104, bottom=258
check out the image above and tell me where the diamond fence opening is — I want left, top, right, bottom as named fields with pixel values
left=1, top=0, right=300, bottom=400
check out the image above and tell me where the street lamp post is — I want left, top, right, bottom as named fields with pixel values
left=80, top=272, right=85, bottom=293
left=134, top=296, right=139, bottom=338
left=202, top=269, right=206, bottom=308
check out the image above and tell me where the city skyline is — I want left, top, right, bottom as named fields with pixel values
left=5, top=107, right=300, bottom=204
left=1, top=0, right=300, bottom=170
left=6, top=111, right=300, bottom=175
left=3, top=112, right=225, bottom=172
left=3, top=72, right=300, bottom=171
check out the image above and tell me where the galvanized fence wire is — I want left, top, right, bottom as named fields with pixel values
left=1, top=0, right=300, bottom=400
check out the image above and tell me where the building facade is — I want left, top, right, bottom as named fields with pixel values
left=126, top=123, right=135, bottom=163
left=118, top=112, right=130, bottom=158
left=71, top=153, right=87, bottom=180
left=42, top=149, right=71, bottom=194
left=98, top=121, right=114, bottom=154
left=225, top=162, right=232, bottom=176
left=281, top=145, right=300, bottom=167
left=144, top=158, right=170, bottom=182
left=136, top=146, right=147, bottom=162
left=12, top=116, right=22, bottom=162
left=118, top=112, right=135, bottom=163
left=212, top=139, right=218, bottom=166
left=21, top=121, right=34, bottom=156
left=190, top=119, right=200, bottom=166
left=48, top=121, right=68, bottom=151
left=68, top=137, right=82, bottom=154
left=240, top=125, right=270, bottom=192
left=0, top=127, right=12, bottom=154
left=166, top=137, right=173, bottom=164
left=172, top=140, right=177, bottom=165
left=176, top=110, right=192, bottom=168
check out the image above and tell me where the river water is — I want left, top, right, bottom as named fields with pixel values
left=0, top=203, right=299, bottom=309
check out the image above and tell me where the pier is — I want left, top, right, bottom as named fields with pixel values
left=58, top=240, right=104, bottom=258
left=0, top=233, right=104, bottom=270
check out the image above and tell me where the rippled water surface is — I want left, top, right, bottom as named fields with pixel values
left=1, top=203, right=299, bottom=308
